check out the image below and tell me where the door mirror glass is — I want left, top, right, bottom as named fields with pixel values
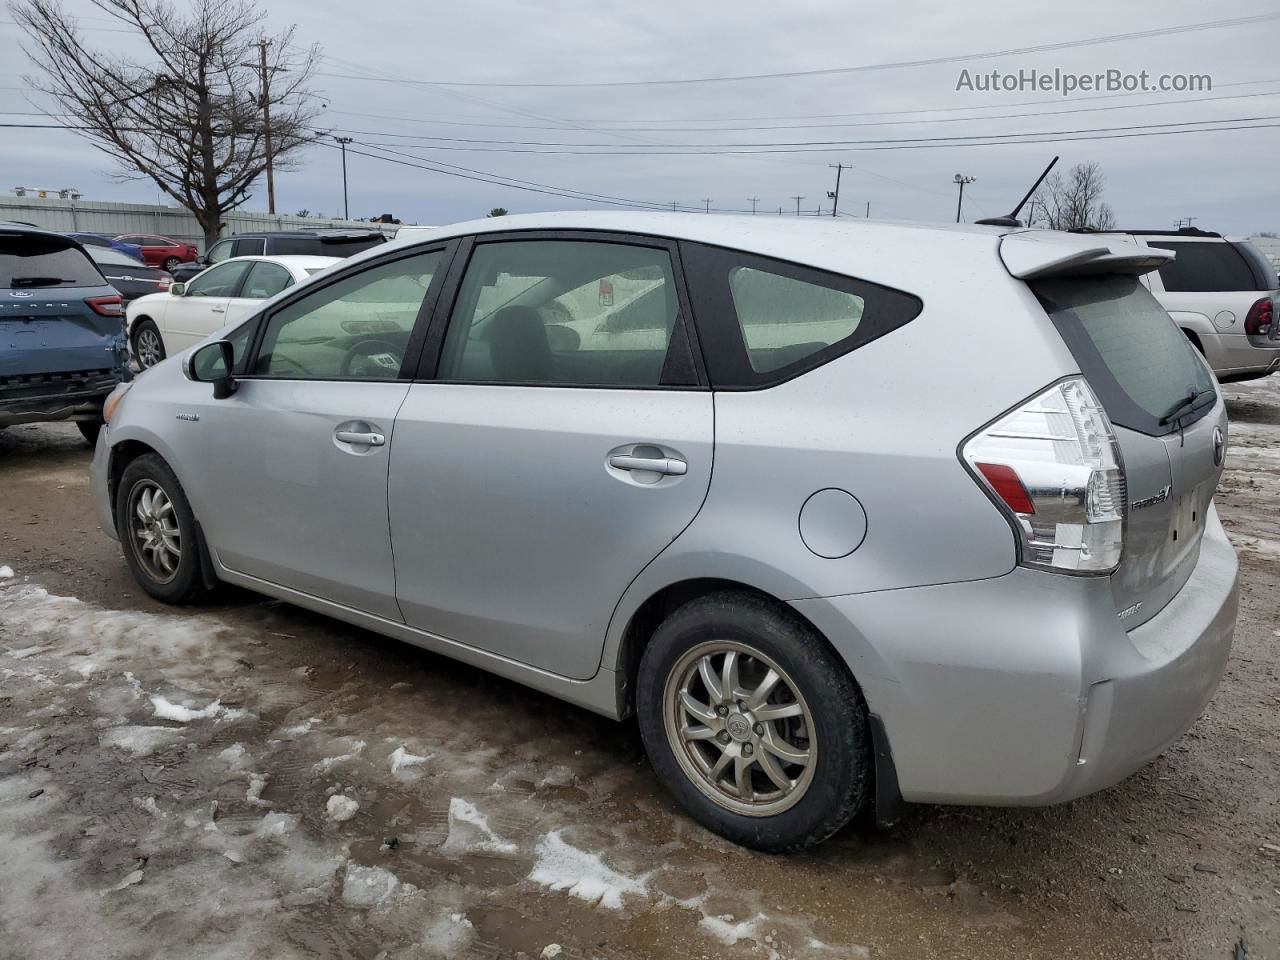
left=188, top=339, right=237, bottom=397
left=169, top=281, right=186, bottom=297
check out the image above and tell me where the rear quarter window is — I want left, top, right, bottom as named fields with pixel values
left=1034, top=274, right=1215, bottom=436
left=680, top=242, right=922, bottom=388
left=1147, top=241, right=1267, bottom=292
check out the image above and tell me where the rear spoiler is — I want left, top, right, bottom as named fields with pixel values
left=1000, top=232, right=1173, bottom=280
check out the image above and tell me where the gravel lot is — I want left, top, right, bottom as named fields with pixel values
left=1, top=376, right=1278, bottom=960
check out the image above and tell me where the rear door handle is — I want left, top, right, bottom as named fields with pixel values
left=335, top=430, right=385, bottom=446
left=210, top=307, right=225, bottom=314
left=608, top=454, right=686, bottom=476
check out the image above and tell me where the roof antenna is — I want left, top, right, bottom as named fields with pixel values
left=975, top=155, right=1059, bottom=228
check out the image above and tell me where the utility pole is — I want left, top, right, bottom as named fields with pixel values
left=671, top=201, right=678, bottom=212
left=792, top=195, right=804, bottom=216
left=747, top=196, right=759, bottom=215
left=256, top=39, right=275, bottom=214
left=953, top=174, right=975, bottom=223
left=827, top=163, right=846, bottom=218
left=865, top=201, right=870, bottom=218
left=335, top=136, right=353, bottom=221
left=703, top=198, right=712, bottom=214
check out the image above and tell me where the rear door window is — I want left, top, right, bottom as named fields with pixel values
left=680, top=242, right=921, bottom=388
left=1034, top=275, right=1215, bottom=436
left=1, top=235, right=104, bottom=288
left=240, top=261, right=293, bottom=299
left=1147, top=241, right=1266, bottom=292
left=233, top=238, right=267, bottom=257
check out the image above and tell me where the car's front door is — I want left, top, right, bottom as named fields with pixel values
left=189, top=246, right=450, bottom=619
left=388, top=233, right=713, bottom=679
left=163, top=260, right=251, bottom=351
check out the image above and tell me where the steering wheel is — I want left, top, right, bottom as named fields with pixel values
left=340, top=338, right=404, bottom=378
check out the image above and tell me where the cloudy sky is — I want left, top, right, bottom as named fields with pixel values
left=2, top=0, right=1278, bottom=233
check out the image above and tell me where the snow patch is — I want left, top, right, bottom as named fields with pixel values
left=341, top=864, right=400, bottom=907
left=440, top=797, right=517, bottom=856
left=699, top=912, right=767, bottom=946
left=389, top=745, right=431, bottom=777
left=281, top=716, right=321, bottom=736
left=100, top=725, right=185, bottom=757
left=422, top=911, right=474, bottom=954
left=246, top=773, right=269, bottom=807
left=313, top=739, right=365, bottom=773
left=150, top=694, right=222, bottom=722
left=326, top=795, right=359, bottom=823
left=527, top=830, right=647, bottom=909
left=0, top=566, right=14, bottom=579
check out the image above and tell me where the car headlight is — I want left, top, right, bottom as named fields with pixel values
left=103, top=381, right=132, bottom=424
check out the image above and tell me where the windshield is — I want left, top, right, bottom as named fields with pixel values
left=0, top=235, right=105, bottom=288
left=1034, top=274, right=1215, bottom=436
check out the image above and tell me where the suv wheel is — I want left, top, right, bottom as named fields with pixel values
left=162, top=256, right=181, bottom=272
left=637, top=591, right=870, bottom=852
left=132, top=320, right=166, bottom=369
left=115, top=454, right=208, bottom=604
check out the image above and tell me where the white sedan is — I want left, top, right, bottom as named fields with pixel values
left=126, top=255, right=339, bottom=368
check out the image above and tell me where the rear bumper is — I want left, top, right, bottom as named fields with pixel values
left=1197, top=331, right=1280, bottom=379
left=792, top=501, right=1238, bottom=805
left=0, top=370, right=120, bottom=426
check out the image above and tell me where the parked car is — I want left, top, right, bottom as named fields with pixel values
left=65, top=232, right=144, bottom=262
left=169, top=229, right=389, bottom=283
left=91, top=214, right=1238, bottom=851
left=85, top=245, right=172, bottom=302
left=1, top=223, right=129, bottom=444
left=112, top=234, right=199, bottom=272
left=125, top=255, right=339, bottom=368
left=1081, top=228, right=1280, bottom=382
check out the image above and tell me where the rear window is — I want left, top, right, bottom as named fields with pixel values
left=1035, top=275, right=1214, bottom=436
left=1147, top=241, right=1268, bottom=292
left=0, top=235, right=105, bottom=288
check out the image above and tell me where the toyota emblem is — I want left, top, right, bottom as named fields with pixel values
left=1212, top=426, right=1225, bottom=467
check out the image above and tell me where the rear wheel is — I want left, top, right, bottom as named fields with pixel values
left=115, top=454, right=208, bottom=604
left=132, top=319, right=166, bottom=369
left=162, top=256, right=181, bottom=272
left=76, top=418, right=103, bottom=445
left=637, top=590, right=870, bottom=852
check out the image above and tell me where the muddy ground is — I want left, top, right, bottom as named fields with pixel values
left=1, top=376, right=1278, bottom=960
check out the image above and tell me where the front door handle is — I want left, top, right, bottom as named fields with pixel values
left=210, top=307, right=226, bottom=314
left=608, top=453, right=686, bottom=476
left=335, top=430, right=385, bottom=446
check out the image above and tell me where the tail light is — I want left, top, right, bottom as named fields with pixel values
left=962, top=377, right=1125, bottom=575
left=85, top=295, right=124, bottom=317
left=1244, top=297, right=1272, bottom=336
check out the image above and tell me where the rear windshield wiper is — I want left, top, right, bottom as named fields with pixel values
left=9, top=276, right=73, bottom=287
left=1159, top=387, right=1215, bottom=425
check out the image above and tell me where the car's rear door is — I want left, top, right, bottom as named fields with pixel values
left=224, top=260, right=294, bottom=325
left=388, top=232, right=713, bottom=679
left=188, top=244, right=452, bottom=618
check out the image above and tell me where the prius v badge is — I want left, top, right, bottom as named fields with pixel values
left=1130, top=485, right=1171, bottom=511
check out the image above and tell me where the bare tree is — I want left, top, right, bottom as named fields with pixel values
left=11, top=0, right=321, bottom=248
left=1028, top=162, right=1117, bottom=232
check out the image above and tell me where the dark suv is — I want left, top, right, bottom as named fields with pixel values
left=0, top=224, right=130, bottom=444
left=170, top=229, right=388, bottom=283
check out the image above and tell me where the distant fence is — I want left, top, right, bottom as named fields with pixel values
left=0, top=195, right=401, bottom=252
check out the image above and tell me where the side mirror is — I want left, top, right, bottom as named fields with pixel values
left=188, top=339, right=237, bottom=398
left=170, top=281, right=186, bottom=297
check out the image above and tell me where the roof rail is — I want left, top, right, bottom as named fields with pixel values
left=1069, top=226, right=1222, bottom=238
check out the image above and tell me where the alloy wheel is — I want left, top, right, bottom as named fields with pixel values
left=127, top=479, right=182, bottom=583
left=135, top=327, right=164, bottom=368
left=663, top=640, right=817, bottom=816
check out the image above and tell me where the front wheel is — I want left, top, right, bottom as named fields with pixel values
left=637, top=591, right=871, bottom=852
left=132, top=319, right=166, bottom=369
left=115, top=454, right=209, bottom=604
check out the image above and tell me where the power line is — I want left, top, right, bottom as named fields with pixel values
left=311, top=13, right=1279, bottom=88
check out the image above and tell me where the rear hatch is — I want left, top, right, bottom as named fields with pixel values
left=0, top=231, right=126, bottom=379
left=1031, top=272, right=1225, bottom=629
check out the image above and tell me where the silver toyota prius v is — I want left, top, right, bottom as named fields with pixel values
left=91, top=213, right=1239, bottom=851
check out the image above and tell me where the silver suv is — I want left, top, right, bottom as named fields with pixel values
left=90, top=214, right=1239, bottom=851
left=1087, top=227, right=1280, bottom=381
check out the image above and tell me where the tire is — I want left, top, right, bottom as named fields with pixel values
left=162, top=256, right=181, bottom=272
left=132, top=319, right=166, bottom=369
left=76, top=418, right=103, bottom=445
left=115, top=453, right=209, bottom=604
left=637, top=590, right=870, bottom=852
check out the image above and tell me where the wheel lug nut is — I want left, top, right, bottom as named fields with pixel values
left=715, top=705, right=729, bottom=717
left=742, top=743, right=753, bottom=756
left=753, top=723, right=763, bottom=735
left=717, top=731, right=731, bottom=744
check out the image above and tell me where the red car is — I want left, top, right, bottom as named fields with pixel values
left=112, top=234, right=199, bottom=272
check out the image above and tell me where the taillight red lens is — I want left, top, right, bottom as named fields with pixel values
left=85, top=295, right=124, bottom=317
left=975, top=462, right=1036, bottom=515
left=1244, top=297, right=1273, bottom=335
